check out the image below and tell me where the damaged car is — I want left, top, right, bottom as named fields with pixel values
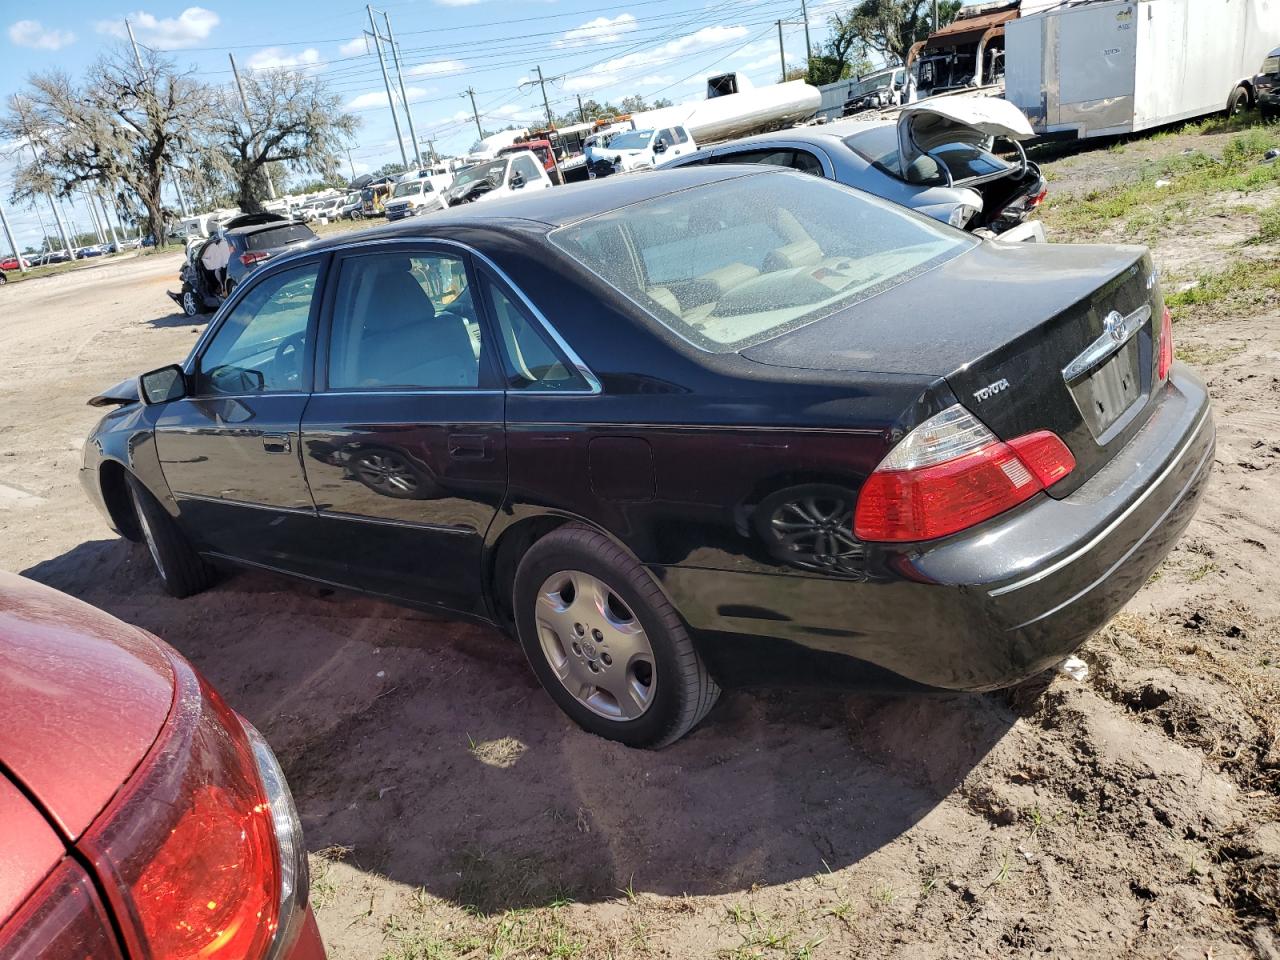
left=668, top=96, right=1046, bottom=239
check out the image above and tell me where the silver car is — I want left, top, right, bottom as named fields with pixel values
left=666, top=97, right=1047, bottom=237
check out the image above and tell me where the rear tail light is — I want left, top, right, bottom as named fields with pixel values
left=0, top=861, right=123, bottom=959
left=1029, top=187, right=1048, bottom=208
left=79, top=659, right=308, bottom=960
left=240, top=250, right=271, bottom=267
left=854, top=405, right=1075, bottom=542
left=1157, top=306, right=1174, bottom=380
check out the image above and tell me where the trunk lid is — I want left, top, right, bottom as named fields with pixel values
left=897, top=96, right=1036, bottom=169
left=741, top=240, right=1163, bottom=493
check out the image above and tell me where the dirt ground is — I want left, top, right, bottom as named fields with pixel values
left=2, top=124, right=1279, bottom=960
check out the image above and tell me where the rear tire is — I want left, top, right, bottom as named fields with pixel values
left=126, top=474, right=214, bottom=598
left=513, top=524, right=719, bottom=748
left=1228, top=84, right=1251, bottom=117
left=180, top=282, right=199, bottom=317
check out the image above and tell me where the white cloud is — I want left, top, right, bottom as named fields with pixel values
left=338, top=37, right=367, bottom=57
left=95, top=7, right=219, bottom=50
left=638, top=74, right=673, bottom=86
left=740, top=55, right=779, bottom=72
left=247, top=46, right=321, bottom=71
left=435, top=0, right=485, bottom=6
left=346, top=86, right=432, bottom=111
left=8, top=19, right=75, bottom=50
left=563, top=24, right=748, bottom=93
left=407, top=59, right=465, bottom=77
left=556, top=13, right=637, bottom=48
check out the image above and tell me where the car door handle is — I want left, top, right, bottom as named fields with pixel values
left=448, top=434, right=489, bottom=460
left=262, top=433, right=292, bottom=454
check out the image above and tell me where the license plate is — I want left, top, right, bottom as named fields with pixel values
left=1070, top=337, right=1141, bottom=437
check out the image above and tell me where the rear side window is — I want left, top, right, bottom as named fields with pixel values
left=245, top=224, right=315, bottom=250
left=673, top=127, right=689, bottom=144
left=480, top=273, right=588, bottom=391
left=550, top=172, right=972, bottom=352
left=714, top=148, right=824, bottom=176
left=327, top=252, right=482, bottom=390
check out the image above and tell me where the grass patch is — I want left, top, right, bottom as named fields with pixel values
left=1165, top=258, right=1280, bottom=318
left=1176, top=341, right=1248, bottom=365
left=1247, top=202, right=1280, bottom=245
left=1042, top=125, right=1280, bottom=239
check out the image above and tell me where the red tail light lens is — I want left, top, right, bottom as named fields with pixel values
left=1029, top=187, right=1048, bottom=208
left=0, top=861, right=123, bottom=960
left=854, top=406, right=1075, bottom=543
left=1157, top=306, right=1174, bottom=380
left=240, top=250, right=271, bottom=267
left=80, top=661, right=298, bottom=960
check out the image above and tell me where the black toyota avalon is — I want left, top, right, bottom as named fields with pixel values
left=81, top=166, right=1213, bottom=748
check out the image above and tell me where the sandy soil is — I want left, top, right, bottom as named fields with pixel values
left=2, top=138, right=1278, bottom=959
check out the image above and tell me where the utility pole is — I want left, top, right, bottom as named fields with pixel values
left=777, top=20, right=787, bottom=82
left=799, top=0, right=812, bottom=72
left=129, top=19, right=190, bottom=219
left=524, top=65, right=559, bottom=129
left=934, top=0, right=940, bottom=29
left=577, top=94, right=587, bottom=124
left=346, top=147, right=357, bottom=180
left=463, top=87, right=483, bottom=141
left=97, top=190, right=121, bottom=248
left=229, top=53, right=277, bottom=200
left=382, top=12, right=423, bottom=169
left=421, top=139, right=439, bottom=164
left=0, top=198, right=28, bottom=274
left=82, top=186, right=105, bottom=243
left=367, top=5, right=408, bottom=168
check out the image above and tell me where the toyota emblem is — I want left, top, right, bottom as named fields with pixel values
left=1104, top=311, right=1126, bottom=344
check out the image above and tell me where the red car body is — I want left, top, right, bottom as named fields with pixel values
left=0, top=572, right=325, bottom=960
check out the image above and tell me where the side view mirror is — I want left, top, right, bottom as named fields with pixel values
left=509, top=173, right=526, bottom=189
left=653, top=140, right=668, bottom=154
left=139, top=364, right=188, bottom=405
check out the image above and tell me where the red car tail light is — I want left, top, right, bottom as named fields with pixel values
left=1157, top=306, right=1174, bottom=380
left=240, top=250, right=271, bottom=267
left=0, top=860, right=123, bottom=960
left=854, top=405, right=1075, bottom=542
left=79, top=659, right=308, bottom=960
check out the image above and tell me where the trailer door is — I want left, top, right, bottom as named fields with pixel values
left=1057, top=2, right=1138, bottom=136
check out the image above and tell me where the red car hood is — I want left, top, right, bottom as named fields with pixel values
left=0, top=573, right=174, bottom=839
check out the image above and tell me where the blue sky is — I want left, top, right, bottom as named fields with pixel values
left=0, top=0, right=970, bottom=250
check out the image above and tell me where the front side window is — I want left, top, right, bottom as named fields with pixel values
left=480, top=273, right=588, bottom=391
left=327, top=252, right=482, bottom=390
left=609, top=130, right=654, bottom=150
left=550, top=172, right=972, bottom=352
left=198, top=263, right=319, bottom=395
left=513, top=155, right=541, bottom=183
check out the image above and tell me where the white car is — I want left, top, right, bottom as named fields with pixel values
left=441, top=150, right=553, bottom=206
left=339, top=193, right=364, bottom=220
left=588, top=125, right=697, bottom=177
left=384, top=178, right=447, bottom=221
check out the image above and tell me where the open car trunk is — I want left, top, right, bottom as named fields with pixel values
left=897, top=97, right=1044, bottom=230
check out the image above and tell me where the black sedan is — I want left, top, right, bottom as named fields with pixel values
left=81, top=167, right=1213, bottom=748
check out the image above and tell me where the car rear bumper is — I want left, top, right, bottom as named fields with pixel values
left=658, top=363, right=1214, bottom=691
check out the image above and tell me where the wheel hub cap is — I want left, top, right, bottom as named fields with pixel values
left=535, top=570, right=656, bottom=721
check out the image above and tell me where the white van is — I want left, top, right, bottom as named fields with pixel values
left=589, top=125, right=697, bottom=176
left=441, top=150, right=554, bottom=206
left=383, top=178, right=446, bottom=221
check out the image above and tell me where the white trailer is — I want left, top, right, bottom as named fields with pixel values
left=1006, top=0, right=1277, bottom=140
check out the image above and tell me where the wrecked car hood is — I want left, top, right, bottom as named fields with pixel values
left=898, top=96, right=1035, bottom=166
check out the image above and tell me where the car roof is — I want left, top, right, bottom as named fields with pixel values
left=226, top=220, right=309, bottom=236
left=305, top=165, right=770, bottom=250
left=680, top=118, right=892, bottom=153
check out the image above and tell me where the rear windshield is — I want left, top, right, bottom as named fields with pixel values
left=549, top=172, right=972, bottom=352
left=245, top=224, right=316, bottom=250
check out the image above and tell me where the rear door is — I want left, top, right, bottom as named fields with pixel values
left=154, top=257, right=329, bottom=576
left=300, top=243, right=507, bottom=616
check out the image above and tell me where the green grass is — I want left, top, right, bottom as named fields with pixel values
left=1043, top=125, right=1280, bottom=239
left=1248, top=202, right=1280, bottom=245
left=1165, top=258, right=1280, bottom=318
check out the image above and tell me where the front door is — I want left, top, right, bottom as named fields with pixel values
left=301, top=245, right=507, bottom=616
left=154, top=258, right=331, bottom=578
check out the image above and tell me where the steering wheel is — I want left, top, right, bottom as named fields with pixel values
left=274, top=331, right=306, bottom=386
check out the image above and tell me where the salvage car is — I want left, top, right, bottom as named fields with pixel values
left=441, top=150, right=553, bottom=205
left=82, top=167, right=1212, bottom=748
left=169, top=214, right=317, bottom=316
left=0, top=571, right=321, bottom=959
left=384, top=177, right=446, bottom=221
left=588, top=125, right=697, bottom=178
left=667, top=97, right=1046, bottom=236
left=1256, top=46, right=1280, bottom=119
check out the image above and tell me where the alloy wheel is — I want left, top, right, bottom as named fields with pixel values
left=131, top=489, right=167, bottom=583
left=354, top=452, right=418, bottom=495
left=535, top=570, right=656, bottom=721
left=767, top=494, right=863, bottom=573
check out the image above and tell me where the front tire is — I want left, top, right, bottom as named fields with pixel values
left=513, top=525, right=719, bottom=748
left=126, top=475, right=214, bottom=598
left=180, top=282, right=198, bottom=317
left=1228, top=84, right=1251, bottom=117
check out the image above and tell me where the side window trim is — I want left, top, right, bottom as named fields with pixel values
left=314, top=242, right=504, bottom=396
left=187, top=253, right=329, bottom=398
left=469, top=254, right=601, bottom=396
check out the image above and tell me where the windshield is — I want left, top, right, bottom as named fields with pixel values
left=392, top=181, right=424, bottom=198
left=451, top=159, right=507, bottom=190
left=550, top=172, right=972, bottom=352
left=848, top=73, right=893, bottom=97
left=609, top=130, right=655, bottom=150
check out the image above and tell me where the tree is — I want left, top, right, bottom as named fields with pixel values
left=843, top=0, right=962, bottom=66
left=3, top=47, right=207, bottom=248
left=553, top=94, right=674, bottom=128
left=806, top=10, right=878, bottom=86
left=202, top=68, right=358, bottom=213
